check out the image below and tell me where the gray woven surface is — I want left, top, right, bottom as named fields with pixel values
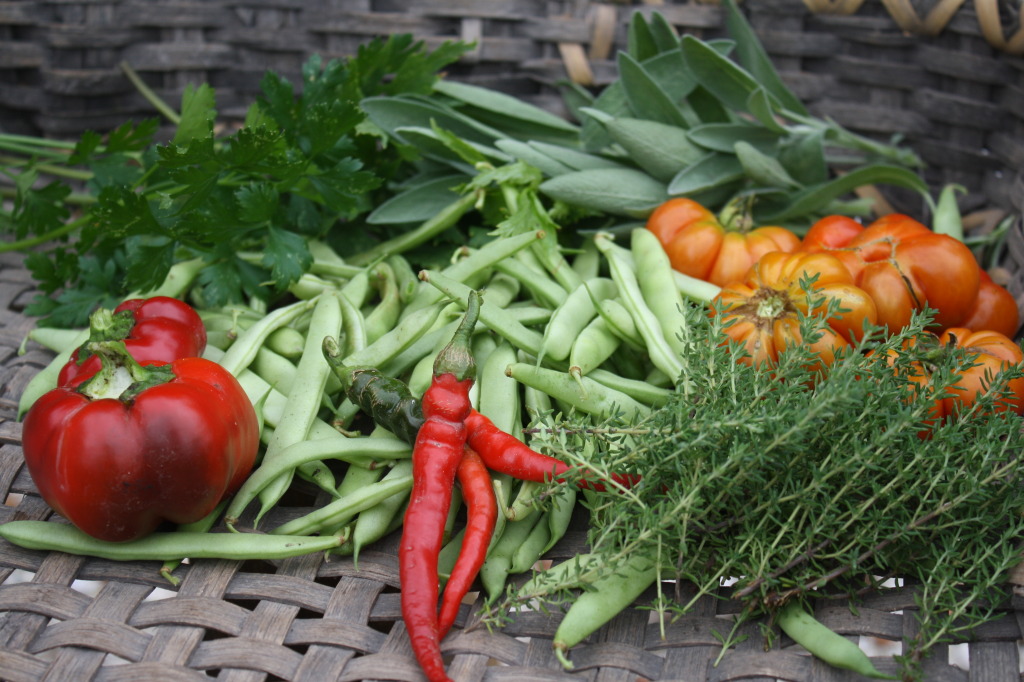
left=0, top=254, right=1023, bottom=680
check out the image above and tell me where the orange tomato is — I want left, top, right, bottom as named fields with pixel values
left=712, top=251, right=878, bottom=372
left=880, top=327, right=1024, bottom=434
left=958, top=270, right=1020, bottom=338
left=646, top=197, right=800, bottom=287
left=800, top=214, right=981, bottom=332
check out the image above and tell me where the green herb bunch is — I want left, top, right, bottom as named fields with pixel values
left=0, top=36, right=469, bottom=327
left=503, top=302, right=1024, bottom=678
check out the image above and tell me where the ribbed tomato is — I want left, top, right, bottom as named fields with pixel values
left=646, top=197, right=800, bottom=287
left=712, top=251, right=878, bottom=372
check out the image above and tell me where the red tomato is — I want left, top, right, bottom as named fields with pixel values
left=881, top=327, right=1024, bottom=435
left=958, top=270, right=1020, bottom=338
left=646, top=197, right=800, bottom=287
left=800, top=214, right=981, bottom=332
left=712, top=251, right=878, bottom=372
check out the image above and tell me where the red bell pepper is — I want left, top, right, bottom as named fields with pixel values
left=22, top=340, right=259, bottom=542
left=59, top=296, right=207, bottom=386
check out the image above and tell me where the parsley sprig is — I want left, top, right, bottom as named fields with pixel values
left=0, top=35, right=470, bottom=327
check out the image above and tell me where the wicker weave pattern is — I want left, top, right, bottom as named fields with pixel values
left=1, top=258, right=1024, bottom=679
left=2, top=2, right=1024, bottom=679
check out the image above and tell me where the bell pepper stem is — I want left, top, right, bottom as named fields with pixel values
left=78, top=340, right=175, bottom=402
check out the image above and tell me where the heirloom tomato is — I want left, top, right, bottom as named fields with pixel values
left=958, top=270, right=1020, bottom=338
left=879, top=327, right=1024, bottom=434
left=712, top=251, right=878, bottom=372
left=800, top=214, right=981, bottom=332
left=646, top=197, right=800, bottom=287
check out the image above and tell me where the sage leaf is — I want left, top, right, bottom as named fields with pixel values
left=361, top=95, right=504, bottom=146
left=618, top=51, right=698, bottom=128
left=667, top=152, right=745, bottom=196
left=747, top=87, right=788, bottom=134
left=649, top=12, right=682, bottom=53
left=495, top=139, right=575, bottom=177
left=778, top=129, right=828, bottom=185
left=603, top=117, right=706, bottom=181
left=734, top=141, right=800, bottom=189
left=687, top=123, right=780, bottom=153
left=393, top=126, right=509, bottom=169
left=756, top=165, right=929, bottom=223
left=367, top=174, right=466, bottom=225
left=540, top=168, right=667, bottom=218
left=627, top=12, right=661, bottom=62
left=528, top=141, right=628, bottom=172
left=681, top=35, right=775, bottom=115
left=720, top=0, right=808, bottom=116
left=432, top=80, right=579, bottom=145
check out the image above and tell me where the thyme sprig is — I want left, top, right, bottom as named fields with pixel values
left=496, top=304, right=1024, bottom=679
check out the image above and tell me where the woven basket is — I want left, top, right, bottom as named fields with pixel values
left=1, top=1, right=1024, bottom=680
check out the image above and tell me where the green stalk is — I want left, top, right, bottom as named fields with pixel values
left=0, top=214, right=92, bottom=253
left=121, top=60, right=181, bottom=125
left=347, top=191, right=478, bottom=266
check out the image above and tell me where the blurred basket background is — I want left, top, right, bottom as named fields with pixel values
left=1, top=1, right=1024, bottom=680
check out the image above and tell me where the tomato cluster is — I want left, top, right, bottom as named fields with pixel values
left=646, top=199, right=1024, bottom=427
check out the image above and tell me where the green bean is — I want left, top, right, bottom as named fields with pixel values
left=568, top=316, right=621, bottom=378
left=224, top=436, right=411, bottom=527
left=379, top=256, right=415, bottom=307
left=570, top=235, right=601, bottom=280
left=506, top=480, right=544, bottom=522
left=18, top=344, right=80, bottom=418
left=542, top=484, right=577, bottom=555
left=0, top=520, right=344, bottom=561
left=630, top=228, right=692, bottom=361
left=400, top=229, right=546, bottom=318
left=342, top=301, right=447, bottom=369
left=552, top=553, right=659, bottom=669
left=585, top=368, right=673, bottom=407
left=256, top=292, right=343, bottom=520
left=218, top=297, right=319, bottom=377
left=494, top=257, right=567, bottom=308
left=351, top=460, right=413, bottom=562
left=349, top=191, right=479, bottom=267
left=480, top=508, right=542, bottom=600
left=265, top=326, right=306, bottom=359
left=289, top=273, right=340, bottom=300
left=595, top=233, right=683, bottom=382
left=776, top=601, right=895, bottom=678
left=270, top=473, right=415, bottom=536
left=22, top=326, right=85, bottom=355
left=511, top=513, right=552, bottom=574
left=363, top=262, right=402, bottom=344
left=476, top=340, right=521, bottom=545
left=308, top=239, right=364, bottom=279
left=159, top=500, right=230, bottom=585
left=420, top=270, right=546, bottom=358
left=251, top=346, right=298, bottom=395
left=541, top=277, right=618, bottom=363
left=516, top=552, right=601, bottom=598
left=337, top=290, right=368, bottom=358
left=506, top=362, right=650, bottom=422
left=336, top=455, right=386, bottom=497
left=598, top=298, right=645, bottom=349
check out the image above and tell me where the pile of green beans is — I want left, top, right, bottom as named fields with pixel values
left=12, top=224, right=699, bottom=639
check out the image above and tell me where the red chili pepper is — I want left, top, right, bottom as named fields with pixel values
left=59, top=296, right=207, bottom=386
left=400, top=292, right=481, bottom=682
left=22, top=340, right=259, bottom=542
left=437, top=445, right=497, bottom=639
left=465, top=409, right=640, bottom=491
